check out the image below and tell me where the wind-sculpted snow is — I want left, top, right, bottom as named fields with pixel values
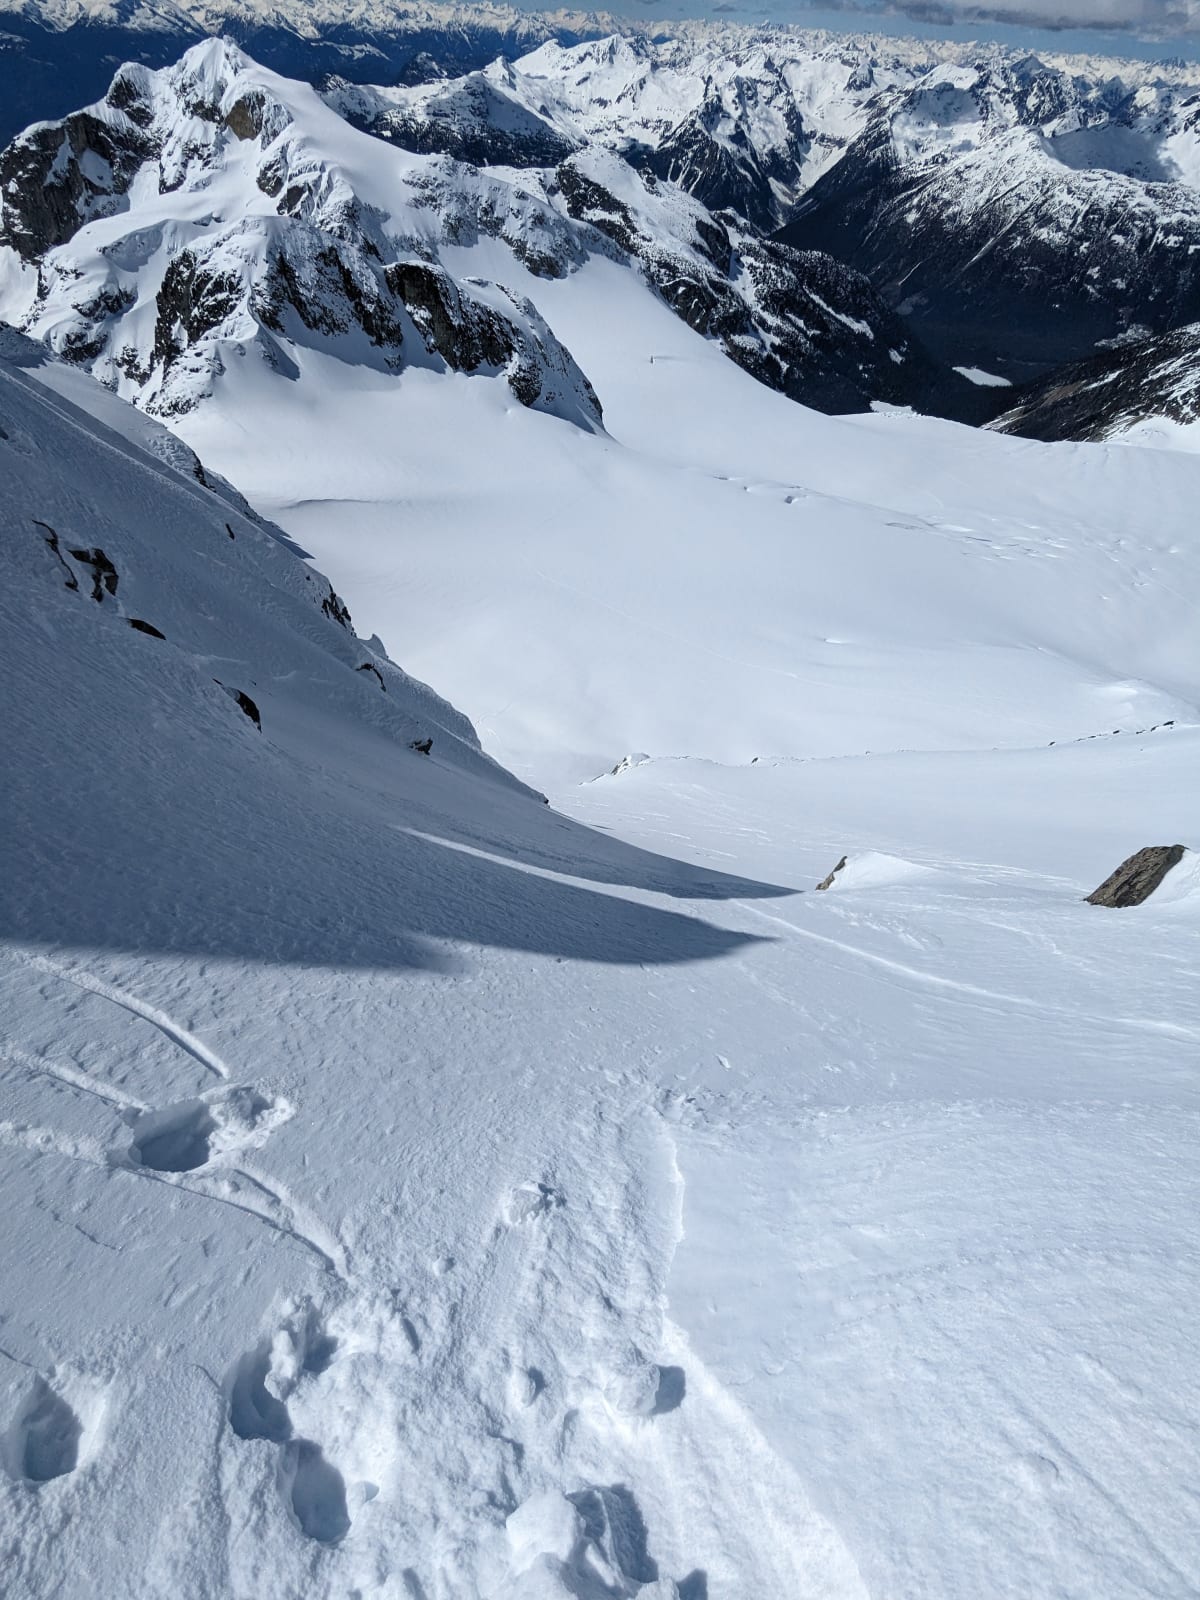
left=0, top=42, right=604, bottom=425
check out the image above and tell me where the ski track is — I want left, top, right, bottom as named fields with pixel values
left=26, top=955, right=232, bottom=1079
left=735, top=900, right=1200, bottom=1043
left=0, top=1118, right=344, bottom=1278
left=0, top=1043, right=149, bottom=1113
left=1, top=960, right=344, bottom=1276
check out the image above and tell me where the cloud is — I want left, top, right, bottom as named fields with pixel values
left=773, top=0, right=1200, bottom=36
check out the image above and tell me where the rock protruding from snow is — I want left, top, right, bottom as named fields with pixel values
left=1085, top=844, right=1187, bottom=907
left=0, top=322, right=533, bottom=805
left=815, top=855, right=846, bottom=890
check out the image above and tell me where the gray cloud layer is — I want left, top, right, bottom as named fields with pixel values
left=803, top=0, right=1199, bottom=36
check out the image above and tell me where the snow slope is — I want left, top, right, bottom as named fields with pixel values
left=0, top=323, right=809, bottom=1596
left=175, top=241, right=1200, bottom=788
left=3, top=39, right=1200, bottom=1600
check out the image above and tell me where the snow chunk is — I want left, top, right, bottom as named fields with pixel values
left=507, top=1491, right=584, bottom=1575
left=602, top=1348, right=662, bottom=1418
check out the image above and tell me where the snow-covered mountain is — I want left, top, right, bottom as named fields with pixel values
left=329, top=31, right=1200, bottom=396
left=781, top=51, right=1200, bottom=380
left=0, top=39, right=954, bottom=419
left=0, top=43, right=603, bottom=423
left=5, top=16, right=1200, bottom=1600
left=7, top=8, right=1200, bottom=414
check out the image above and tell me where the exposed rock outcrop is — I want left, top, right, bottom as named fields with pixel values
left=1085, top=845, right=1187, bottom=907
left=991, top=323, right=1200, bottom=442
left=815, top=856, right=847, bottom=891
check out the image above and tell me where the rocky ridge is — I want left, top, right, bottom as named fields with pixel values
left=991, top=321, right=1200, bottom=441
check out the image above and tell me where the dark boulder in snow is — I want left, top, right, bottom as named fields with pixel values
left=1085, top=845, right=1186, bottom=908
left=128, top=618, right=166, bottom=639
left=215, top=683, right=263, bottom=731
left=68, top=546, right=119, bottom=602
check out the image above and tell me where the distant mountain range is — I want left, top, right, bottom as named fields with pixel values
left=0, top=36, right=960, bottom=422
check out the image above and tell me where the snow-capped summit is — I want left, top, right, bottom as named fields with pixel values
left=0, top=40, right=604, bottom=423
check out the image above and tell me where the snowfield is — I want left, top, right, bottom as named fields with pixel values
left=2, top=36, right=1200, bottom=1600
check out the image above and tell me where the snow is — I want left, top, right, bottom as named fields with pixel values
left=3, top=36, right=1200, bottom=1600
left=954, top=363, right=1013, bottom=385
left=178, top=246, right=1199, bottom=789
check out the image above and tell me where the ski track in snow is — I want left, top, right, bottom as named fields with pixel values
left=735, top=899, right=1200, bottom=1044
left=1, top=953, right=346, bottom=1279
left=25, top=955, right=233, bottom=1080
left=0, top=1117, right=346, bottom=1278
left=0, top=1042, right=150, bottom=1113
